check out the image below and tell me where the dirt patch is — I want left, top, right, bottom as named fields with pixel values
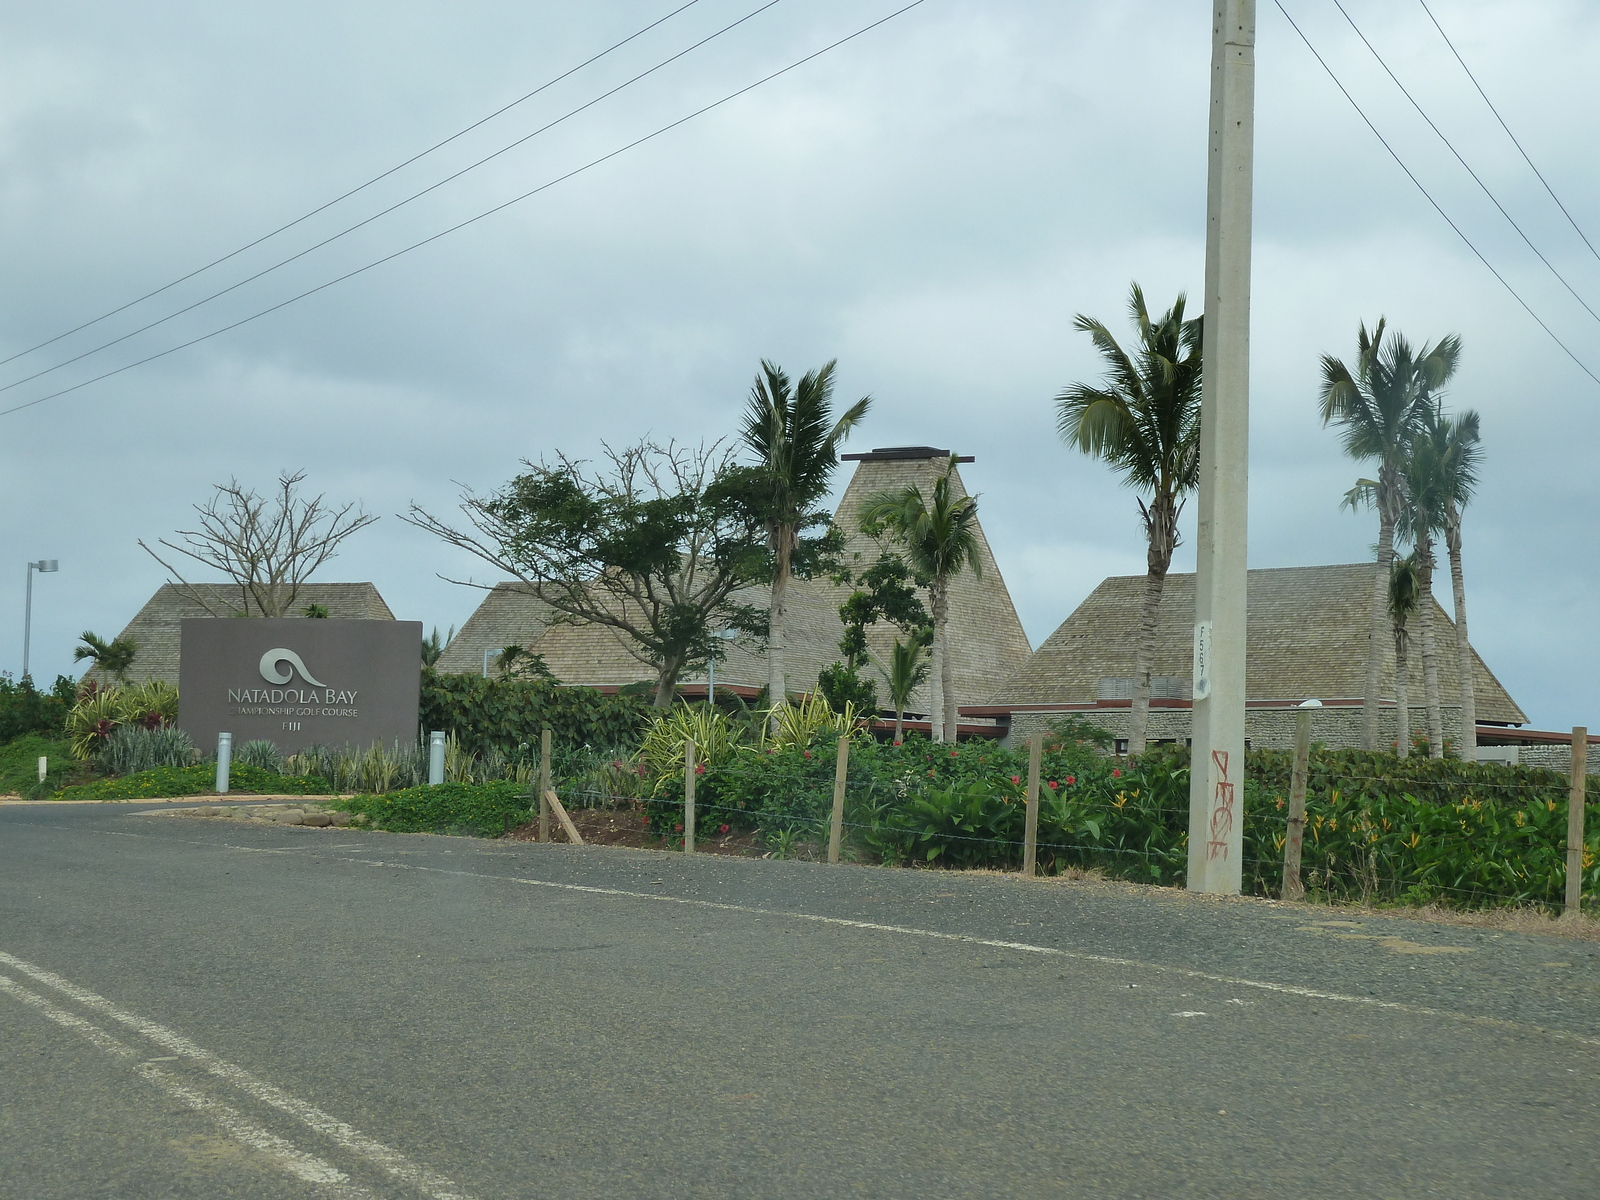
left=504, top=805, right=766, bottom=857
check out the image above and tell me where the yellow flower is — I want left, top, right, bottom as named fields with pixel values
left=1515, top=811, right=1526, bottom=827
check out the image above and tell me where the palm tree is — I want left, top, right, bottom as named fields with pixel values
left=740, top=359, right=870, bottom=720
left=421, top=625, right=455, bottom=667
left=73, top=631, right=137, bottom=684
left=860, top=460, right=982, bottom=742
left=1055, top=283, right=1202, bottom=756
left=1389, top=554, right=1420, bottom=759
left=1320, top=320, right=1461, bottom=750
left=1435, top=410, right=1483, bottom=758
left=879, top=633, right=931, bottom=744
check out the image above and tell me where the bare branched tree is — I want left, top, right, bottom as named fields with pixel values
left=139, top=472, right=378, bottom=618
left=404, top=440, right=768, bottom=707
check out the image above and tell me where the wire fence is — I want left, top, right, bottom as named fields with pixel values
left=517, top=748, right=1598, bottom=914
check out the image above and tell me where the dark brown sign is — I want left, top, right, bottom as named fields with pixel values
left=177, top=618, right=422, bottom=755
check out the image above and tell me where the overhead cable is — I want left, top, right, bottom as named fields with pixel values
left=0, top=0, right=786, bottom=397
left=0, top=2, right=711, bottom=371
left=1272, top=0, right=1600, bottom=387
left=0, top=0, right=930, bottom=419
left=1333, top=0, right=1600, bottom=328
left=1417, top=0, right=1600, bottom=267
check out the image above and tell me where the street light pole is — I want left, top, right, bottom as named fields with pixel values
left=1187, top=0, right=1255, bottom=895
left=22, top=559, right=59, bottom=681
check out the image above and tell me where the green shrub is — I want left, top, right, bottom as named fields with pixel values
left=53, top=764, right=335, bottom=801
left=0, top=675, right=77, bottom=741
left=94, top=724, right=197, bottom=776
left=333, top=782, right=533, bottom=836
left=420, top=669, right=650, bottom=756
left=236, top=739, right=284, bottom=773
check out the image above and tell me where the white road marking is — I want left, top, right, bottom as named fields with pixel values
left=0, top=973, right=375, bottom=1197
left=333, top=854, right=1600, bottom=1052
left=0, top=952, right=474, bottom=1200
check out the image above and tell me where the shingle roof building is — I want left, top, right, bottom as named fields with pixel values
left=93, top=583, right=396, bottom=686
left=440, top=448, right=1035, bottom=721
left=984, top=563, right=1525, bottom=723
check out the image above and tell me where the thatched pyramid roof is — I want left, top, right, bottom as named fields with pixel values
left=986, top=563, right=1525, bottom=724
left=447, top=448, right=1034, bottom=715
left=94, top=582, right=396, bottom=686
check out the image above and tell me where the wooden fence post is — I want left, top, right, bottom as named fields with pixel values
left=1282, top=705, right=1314, bottom=901
left=827, top=735, right=851, bottom=864
left=538, top=728, right=552, bottom=843
left=684, top=739, right=696, bottom=854
left=1021, top=733, right=1042, bottom=876
left=1566, top=726, right=1588, bottom=917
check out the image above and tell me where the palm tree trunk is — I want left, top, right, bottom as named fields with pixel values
left=894, top=707, right=904, bottom=743
left=1446, top=505, right=1475, bottom=760
left=1364, top=513, right=1396, bottom=750
left=1415, top=536, right=1445, bottom=759
left=942, top=626, right=959, bottom=746
left=928, top=577, right=949, bottom=743
left=1129, top=497, right=1176, bottom=757
left=1394, top=626, right=1410, bottom=759
left=766, top=533, right=791, bottom=722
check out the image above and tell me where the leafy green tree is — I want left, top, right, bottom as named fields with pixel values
left=406, top=440, right=767, bottom=708
left=1320, top=320, right=1460, bottom=750
left=860, top=459, right=982, bottom=743
left=302, top=603, right=329, bottom=618
left=816, top=662, right=877, bottom=715
left=880, top=635, right=931, bottom=743
left=1388, top=554, right=1420, bottom=759
left=73, top=631, right=138, bottom=684
left=740, top=359, right=870, bottom=715
left=1055, top=284, right=1202, bottom=756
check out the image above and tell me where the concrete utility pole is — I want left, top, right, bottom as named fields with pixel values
left=1187, top=0, right=1255, bottom=895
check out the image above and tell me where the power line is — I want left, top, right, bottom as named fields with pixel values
left=1417, top=0, right=1600, bottom=267
left=1332, top=0, right=1600, bottom=328
left=0, top=0, right=930, bottom=420
left=1271, top=0, right=1600, bottom=387
left=0, top=2, right=712, bottom=372
left=0, top=0, right=787, bottom=397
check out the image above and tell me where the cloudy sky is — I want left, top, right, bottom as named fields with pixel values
left=2, top=0, right=1595, bottom=727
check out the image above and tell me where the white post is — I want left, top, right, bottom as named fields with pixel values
left=482, top=648, right=491, bottom=678
left=428, top=730, right=445, bottom=785
left=37, top=756, right=48, bottom=784
left=1187, top=0, right=1255, bottom=895
left=215, top=733, right=233, bottom=795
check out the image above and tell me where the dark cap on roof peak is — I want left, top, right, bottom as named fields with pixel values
left=840, top=445, right=975, bottom=463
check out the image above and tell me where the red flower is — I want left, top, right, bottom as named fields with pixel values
left=803, top=750, right=813, bottom=760
left=674, top=823, right=683, bottom=832
left=1112, top=768, right=1122, bottom=778
left=1011, top=775, right=1021, bottom=784
left=1066, top=775, right=1076, bottom=785
left=694, top=764, right=705, bottom=775
left=893, top=740, right=902, bottom=746
left=949, top=750, right=958, bottom=758
left=719, top=823, right=730, bottom=833
left=1048, top=780, right=1058, bottom=790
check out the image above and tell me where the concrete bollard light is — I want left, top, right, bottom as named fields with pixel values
left=37, top=756, right=47, bottom=783
left=215, top=733, right=233, bottom=795
left=428, top=730, right=446, bottom=786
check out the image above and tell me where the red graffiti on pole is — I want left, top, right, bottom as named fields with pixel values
left=1207, top=749, right=1234, bottom=861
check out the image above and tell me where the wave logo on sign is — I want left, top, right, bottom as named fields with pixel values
left=259, top=648, right=327, bottom=688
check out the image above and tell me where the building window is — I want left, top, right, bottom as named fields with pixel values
left=1115, top=738, right=1129, bottom=755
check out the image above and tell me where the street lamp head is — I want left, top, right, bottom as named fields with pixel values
left=34, top=560, right=58, bottom=573
left=1298, top=698, right=1323, bottom=709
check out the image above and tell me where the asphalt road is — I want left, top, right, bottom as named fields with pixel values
left=3, top=801, right=1598, bottom=1199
